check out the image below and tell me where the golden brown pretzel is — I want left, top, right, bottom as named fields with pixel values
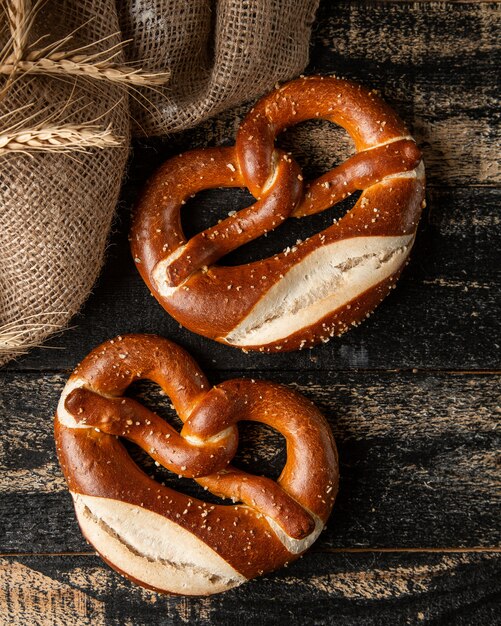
left=131, top=75, right=425, bottom=352
left=55, top=334, right=338, bottom=595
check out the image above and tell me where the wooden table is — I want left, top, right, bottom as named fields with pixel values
left=1, top=1, right=499, bottom=624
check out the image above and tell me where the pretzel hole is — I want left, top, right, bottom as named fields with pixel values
left=180, top=175, right=361, bottom=267
left=277, top=118, right=354, bottom=180
left=181, top=187, right=256, bottom=242
left=231, top=422, right=286, bottom=481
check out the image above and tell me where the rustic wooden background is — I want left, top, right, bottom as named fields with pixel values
left=1, top=1, right=500, bottom=624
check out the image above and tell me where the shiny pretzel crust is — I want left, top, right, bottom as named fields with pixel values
left=131, top=76, right=425, bottom=352
left=55, top=335, right=338, bottom=595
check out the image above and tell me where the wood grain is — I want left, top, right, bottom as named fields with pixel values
left=0, top=0, right=499, bottom=622
left=147, top=1, right=500, bottom=186
left=308, top=1, right=501, bottom=186
left=1, top=552, right=499, bottom=625
left=1, top=371, right=499, bottom=553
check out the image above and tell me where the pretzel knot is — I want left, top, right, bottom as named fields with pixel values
left=132, top=75, right=425, bottom=352
left=55, top=334, right=338, bottom=595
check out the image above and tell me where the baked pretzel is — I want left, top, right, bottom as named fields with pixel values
left=131, top=75, right=425, bottom=352
left=55, top=334, right=338, bottom=595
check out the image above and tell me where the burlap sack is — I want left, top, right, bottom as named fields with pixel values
left=0, top=0, right=319, bottom=366
left=0, top=1, right=129, bottom=366
left=119, top=0, right=320, bottom=135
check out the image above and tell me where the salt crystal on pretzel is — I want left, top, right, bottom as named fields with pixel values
left=131, top=76, right=425, bottom=351
left=55, top=334, right=338, bottom=595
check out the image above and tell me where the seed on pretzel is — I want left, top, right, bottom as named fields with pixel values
left=55, top=334, right=338, bottom=595
left=131, top=75, right=425, bottom=352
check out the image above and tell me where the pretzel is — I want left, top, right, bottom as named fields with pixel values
left=55, top=334, right=338, bottom=595
left=131, top=75, right=425, bottom=352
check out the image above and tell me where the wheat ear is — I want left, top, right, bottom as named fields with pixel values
left=0, top=55, right=170, bottom=86
left=0, top=30, right=171, bottom=87
left=0, top=122, right=122, bottom=156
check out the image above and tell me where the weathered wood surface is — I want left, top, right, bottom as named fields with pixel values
left=309, top=1, right=500, bottom=186
left=4, top=1, right=499, bottom=373
left=1, top=0, right=499, bottom=623
left=7, top=185, right=500, bottom=373
left=1, top=372, right=499, bottom=553
left=1, top=552, right=499, bottom=626
left=132, top=1, right=499, bottom=187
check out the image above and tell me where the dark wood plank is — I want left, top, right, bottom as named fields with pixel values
left=309, top=1, right=500, bottom=186
left=7, top=185, right=500, bottom=372
left=1, top=552, right=499, bottom=625
left=3, top=1, right=500, bottom=373
left=145, top=0, right=500, bottom=186
left=1, top=371, right=499, bottom=553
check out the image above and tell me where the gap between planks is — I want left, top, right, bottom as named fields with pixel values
left=359, top=1, right=501, bottom=4
left=2, top=547, right=500, bottom=558
left=3, top=368, right=500, bottom=376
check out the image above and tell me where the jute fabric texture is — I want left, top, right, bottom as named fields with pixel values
left=0, top=0, right=318, bottom=365
left=0, top=1, right=129, bottom=365
left=119, top=0, right=319, bottom=134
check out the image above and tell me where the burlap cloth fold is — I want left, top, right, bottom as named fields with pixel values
left=119, top=0, right=320, bottom=135
left=0, top=0, right=319, bottom=366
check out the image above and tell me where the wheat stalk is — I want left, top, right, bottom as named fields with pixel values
left=0, top=324, right=47, bottom=352
left=0, top=1, right=51, bottom=102
left=0, top=55, right=170, bottom=86
left=0, top=122, right=122, bottom=156
left=6, top=0, right=33, bottom=64
left=1, top=0, right=30, bottom=99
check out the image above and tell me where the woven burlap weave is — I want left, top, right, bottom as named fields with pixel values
left=0, top=0, right=318, bottom=366
left=0, top=1, right=129, bottom=366
left=119, top=0, right=320, bottom=135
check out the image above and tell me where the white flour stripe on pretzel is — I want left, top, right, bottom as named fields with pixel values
left=363, top=134, right=415, bottom=151
left=223, top=234, right=414, bottom=347
left=72, top=493, right=247, bottom=595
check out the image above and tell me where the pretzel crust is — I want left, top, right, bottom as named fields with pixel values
left=54, top=334, right=338, bottom=595
left=131, top=75, right=425, bottom=352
